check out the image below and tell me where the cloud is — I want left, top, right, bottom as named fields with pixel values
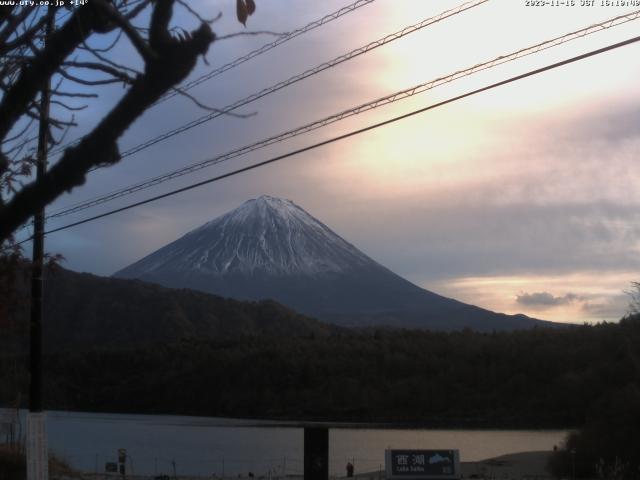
left=512, top=285, right=632, bottom=322
left=39, top=0, right=640, bottom=329
left=582, top=294, right=631, bottom=320
left=516, top=291, right=583, bottom=308
left=427, top=272, right=633, bottom=323
left=350, top=199, right=640, bottom=284
left=571, top=101, right=640, bottom=146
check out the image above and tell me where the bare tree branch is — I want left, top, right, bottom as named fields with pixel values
left=0, top=9, right=53, bottom=56
left=1, top=117, right=35, bottom=145
left=93, top=0, right=156, bottom=62
left=0, top=5, right=100, bottom=141
left=124, top=0, right=153, bottom=20
left=170, top=86, right=256, bottom=117
left=50, top=100, right=88, bottom=112
left=0, top=0, right=215, bottom=242
left=79, top=28, right=123, bottom=53
left=0, top=7, right=33, bottom=47
left=51, top=90, right=99, bottom=98
left=62, top=60, right=135, bottom=84
left=80, top=40, right=142, bottom=75
left=58, top=68, right=127, bottom=86
left=176, top=0, right=222, bottom=25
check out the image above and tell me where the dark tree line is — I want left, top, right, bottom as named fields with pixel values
left=2, top=317, right=639, bottom=476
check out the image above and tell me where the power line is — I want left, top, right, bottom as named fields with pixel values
left=50, top=0, right=489, bottom=165
left=44, top=0, right=489, bottom=217
left=47, top=0, right=377, bottom=158
left=17, top=0, right=489, bottom=235
left=115, top=0, right=488, bottom=160
left=45, top=9, right=640, bottom=220
left=159, top=0, right=376, bottom=103
left=29, top=33, right=640, bottom=241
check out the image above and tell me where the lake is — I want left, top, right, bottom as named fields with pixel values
left=2, top=410, right=567, bottom=476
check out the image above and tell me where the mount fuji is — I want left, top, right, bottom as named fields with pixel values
left=114, top=195, right=549, bottom=331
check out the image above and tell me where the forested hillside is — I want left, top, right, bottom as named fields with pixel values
left=2, top=267, right=338, bottom=355
left=2, top=317, right=638, bottom=428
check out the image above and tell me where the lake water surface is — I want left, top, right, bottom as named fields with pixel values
left=3, top=410, right=567, bottom=476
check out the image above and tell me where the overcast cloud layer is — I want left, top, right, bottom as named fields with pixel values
left=32, top=0, right=640, bottom=324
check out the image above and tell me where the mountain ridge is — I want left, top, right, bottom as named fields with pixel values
left=115, top=195, right=374, bottom=278
left=115, top=195, right=553, bottom=331
left=1, top=266, right=340, bottom=354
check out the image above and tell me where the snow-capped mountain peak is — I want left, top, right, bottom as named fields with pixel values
left=114, top=195, right=551, bottom=331
left=115, top=195, right=372, bottom=278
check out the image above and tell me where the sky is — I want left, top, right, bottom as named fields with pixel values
left=23, top=0, right=640, bottom=324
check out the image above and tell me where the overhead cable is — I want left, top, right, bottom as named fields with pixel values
left=51, top=0, right=489, bottom=164
left=47, top=0, right=377, bottom=157
left=28, top=32, right=640, bottom=241
left=160, top=0, right=377, bottom=103
left=46, top=9, right=640, bottom=220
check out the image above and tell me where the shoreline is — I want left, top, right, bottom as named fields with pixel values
left=0, top=407, right=577, bottom=431
left=461, top=451, right=552, bottom=479
left=48, top=451, right=554, bottom=480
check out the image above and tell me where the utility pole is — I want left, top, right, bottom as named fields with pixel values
left=27, top=8, right=53, bottom=480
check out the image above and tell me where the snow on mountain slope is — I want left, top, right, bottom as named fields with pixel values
left=114, top=195, right=552, bottom=331
left=116, top=195, right=372, bottom=278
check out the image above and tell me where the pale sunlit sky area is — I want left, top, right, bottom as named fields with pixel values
left=31, top=0, right=640, bottom=324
